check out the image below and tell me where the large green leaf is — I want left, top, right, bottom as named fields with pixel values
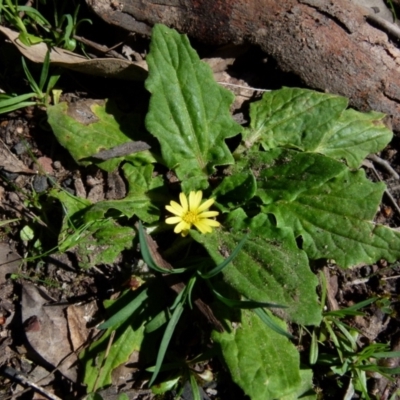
left=49, top=189, right=135, bottom=268
left=245, top=88, right=392, bottom=168
left=73, top=221, right=135, bottom=269
left=281, top=369, right=316, bottom=400
left=212, top=309, right=301, bottom=400
left=212, top=171, right=257, bottom=212
left=312, top=109, right=392, bottom=168
left=47, top=100, right=154, bottom=171
left=145, top=24, right=241, bottom=191
left=192, top=210, right=321, bottom=326
left=253, top=150, right=400, bottom=267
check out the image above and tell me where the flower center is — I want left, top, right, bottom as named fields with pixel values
left=183, top=211, right=199, bottom=224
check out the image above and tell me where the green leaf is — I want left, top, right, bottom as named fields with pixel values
left=257, top=151, right=400, bottom=266
left=212, top=309, right=301, bottom=400
left=245, top=88, right=392, bottom=167
left=47, top=100, right=154, bottom=171
left=73, top=221, right=135, bottom=269
left=149, top=301, right=184, bottom=386
left=0, top=92, right=36, bottom=111
left=253, top=308, right=293, bottom=339
left=213, top=172, right=257, bottom=211
left=138, top=221, right=185, bottom=274
left=98, top=288, right=149, bottom=330
left=199, top=234, right=248, bottom=279
left=49, top=188, right=135, bottom=268
left=145, top=24, right=241, bottom=191
left=251, top=149, right=347, bottom=205
left=313, top=109, right=392, bottom=168
left=151, top=375, right=180, bottom=394
left=281, top=369, right=316, bottom=400
left=245, top=88, right=346, bottom=151
left=192, top=210, right=321, bottom=326
left=81, top=291, right=145, bottom=392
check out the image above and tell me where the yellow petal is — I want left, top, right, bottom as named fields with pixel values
left=165, top=216, right=182, bottom=225
left=194, top=220, right=213, bottom=233
left=189, top=191, right=203, bottom=211
left=197, top=198, right=215, bottom=212
left=174, top=220, right=190, bottom=234
left=179, top=192, right=189, bottom=212
left=198, top=211, right=219, bottom=218
left=166, top=202, right=184, bottom=216
left=203, top=219, right=220, bottom=227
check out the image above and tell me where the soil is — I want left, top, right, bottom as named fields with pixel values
left=1, top=3, right=400, bottom=400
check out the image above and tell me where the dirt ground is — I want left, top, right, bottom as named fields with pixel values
left=2, top=4, right=400, bottom=400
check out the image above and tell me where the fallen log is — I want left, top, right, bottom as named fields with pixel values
left=87, top=0, right=400, bottom=132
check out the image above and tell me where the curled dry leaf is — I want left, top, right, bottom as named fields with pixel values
left=0, top=242, right=20, bottom=285
left=0, top=138, right=35, bottom=174
left=66, top=302, right=98, bottom=352
left=21, top=283, right=78, bottom=382
left=0, top=27, right=147, bottom=81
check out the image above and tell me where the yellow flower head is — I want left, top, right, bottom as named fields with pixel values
left=165, top=191, right=220, bottom=237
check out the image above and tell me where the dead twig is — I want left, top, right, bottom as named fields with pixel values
left=93, top=330, right=116, bottom=393
left=0, top=366, right=62, bottom=400
left=367, top=154, right=400, bottom=180
left=217, top=82, right=271, bottom=92
left=363, top=157, right=400, bottom=217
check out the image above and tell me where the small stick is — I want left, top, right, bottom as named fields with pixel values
left=345, top=278, right=370, bottom=286
left=217, top=82, right=271, bottom=92
left=367, top=154, right=400, bottom=180
left=73, top=34, right=123, bottom=55
left=367, top=13, right=400, bottom=42
left=368, top=164, right=400, bottom=217
left=381, top=275, right=400, bottom=280
left=93, top=330, right=116, bottom=392
left=0, top=366, right=62, bottom=400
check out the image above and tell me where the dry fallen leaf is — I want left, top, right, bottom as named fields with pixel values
left=66, top=302, right=98, bottom=352
left=0, top=138, right=35, bottom=174
left=0, top=27, right=147, bottom=81
left=21, top=283, right=78, bottom=382
left=0, top=242, right=20, bottom=284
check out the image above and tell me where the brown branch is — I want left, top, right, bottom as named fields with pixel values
left=87, top=0, right=400, bottom=132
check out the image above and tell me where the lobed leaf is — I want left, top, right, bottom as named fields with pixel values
left=192, top=210, right=321, bottom=326
left=47, top=100, right=154, bottom=171
left=245, top=88, right=392, bottom=167
left=81, top=291, right=145, bottom=392
left=145, top=24, right=241, bottom=191
left=258, top=155, right=400, bottom=266
left=212, top=309, right=301, bottom=400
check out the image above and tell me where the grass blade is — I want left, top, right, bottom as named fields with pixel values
left=21, top=57, right=41, bottom=95
left=212, top=287, right=287, bottom=309
left=39, top=50, right=50, bottom=92
left=200, top=235, right=248, bottom=279
left=138, top=221, right=185, bottom=274
left=149, top=301, right=184, bottom=387
left=189, top=371, right=201, bottom=400
left=253, top=308, right=293, bottom=339
left=309, top=328, right=319, bottom=365
left=98, top=288, right=149, bottom=330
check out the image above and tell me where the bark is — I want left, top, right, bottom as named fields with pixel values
left=87, top=0, right=400, bottom=132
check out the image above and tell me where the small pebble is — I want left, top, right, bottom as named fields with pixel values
left=0, top=171, right=18, bottom=181
left=12, top=141, right=31, bottom=155
left=62, top=178, right=72, bottom=187
left=53, top=161, right=62, bottom=170
left=33, top=175, right=49, bottom=193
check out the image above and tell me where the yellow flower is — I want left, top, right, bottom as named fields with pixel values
left=165, top=191, right=220, bottom=237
